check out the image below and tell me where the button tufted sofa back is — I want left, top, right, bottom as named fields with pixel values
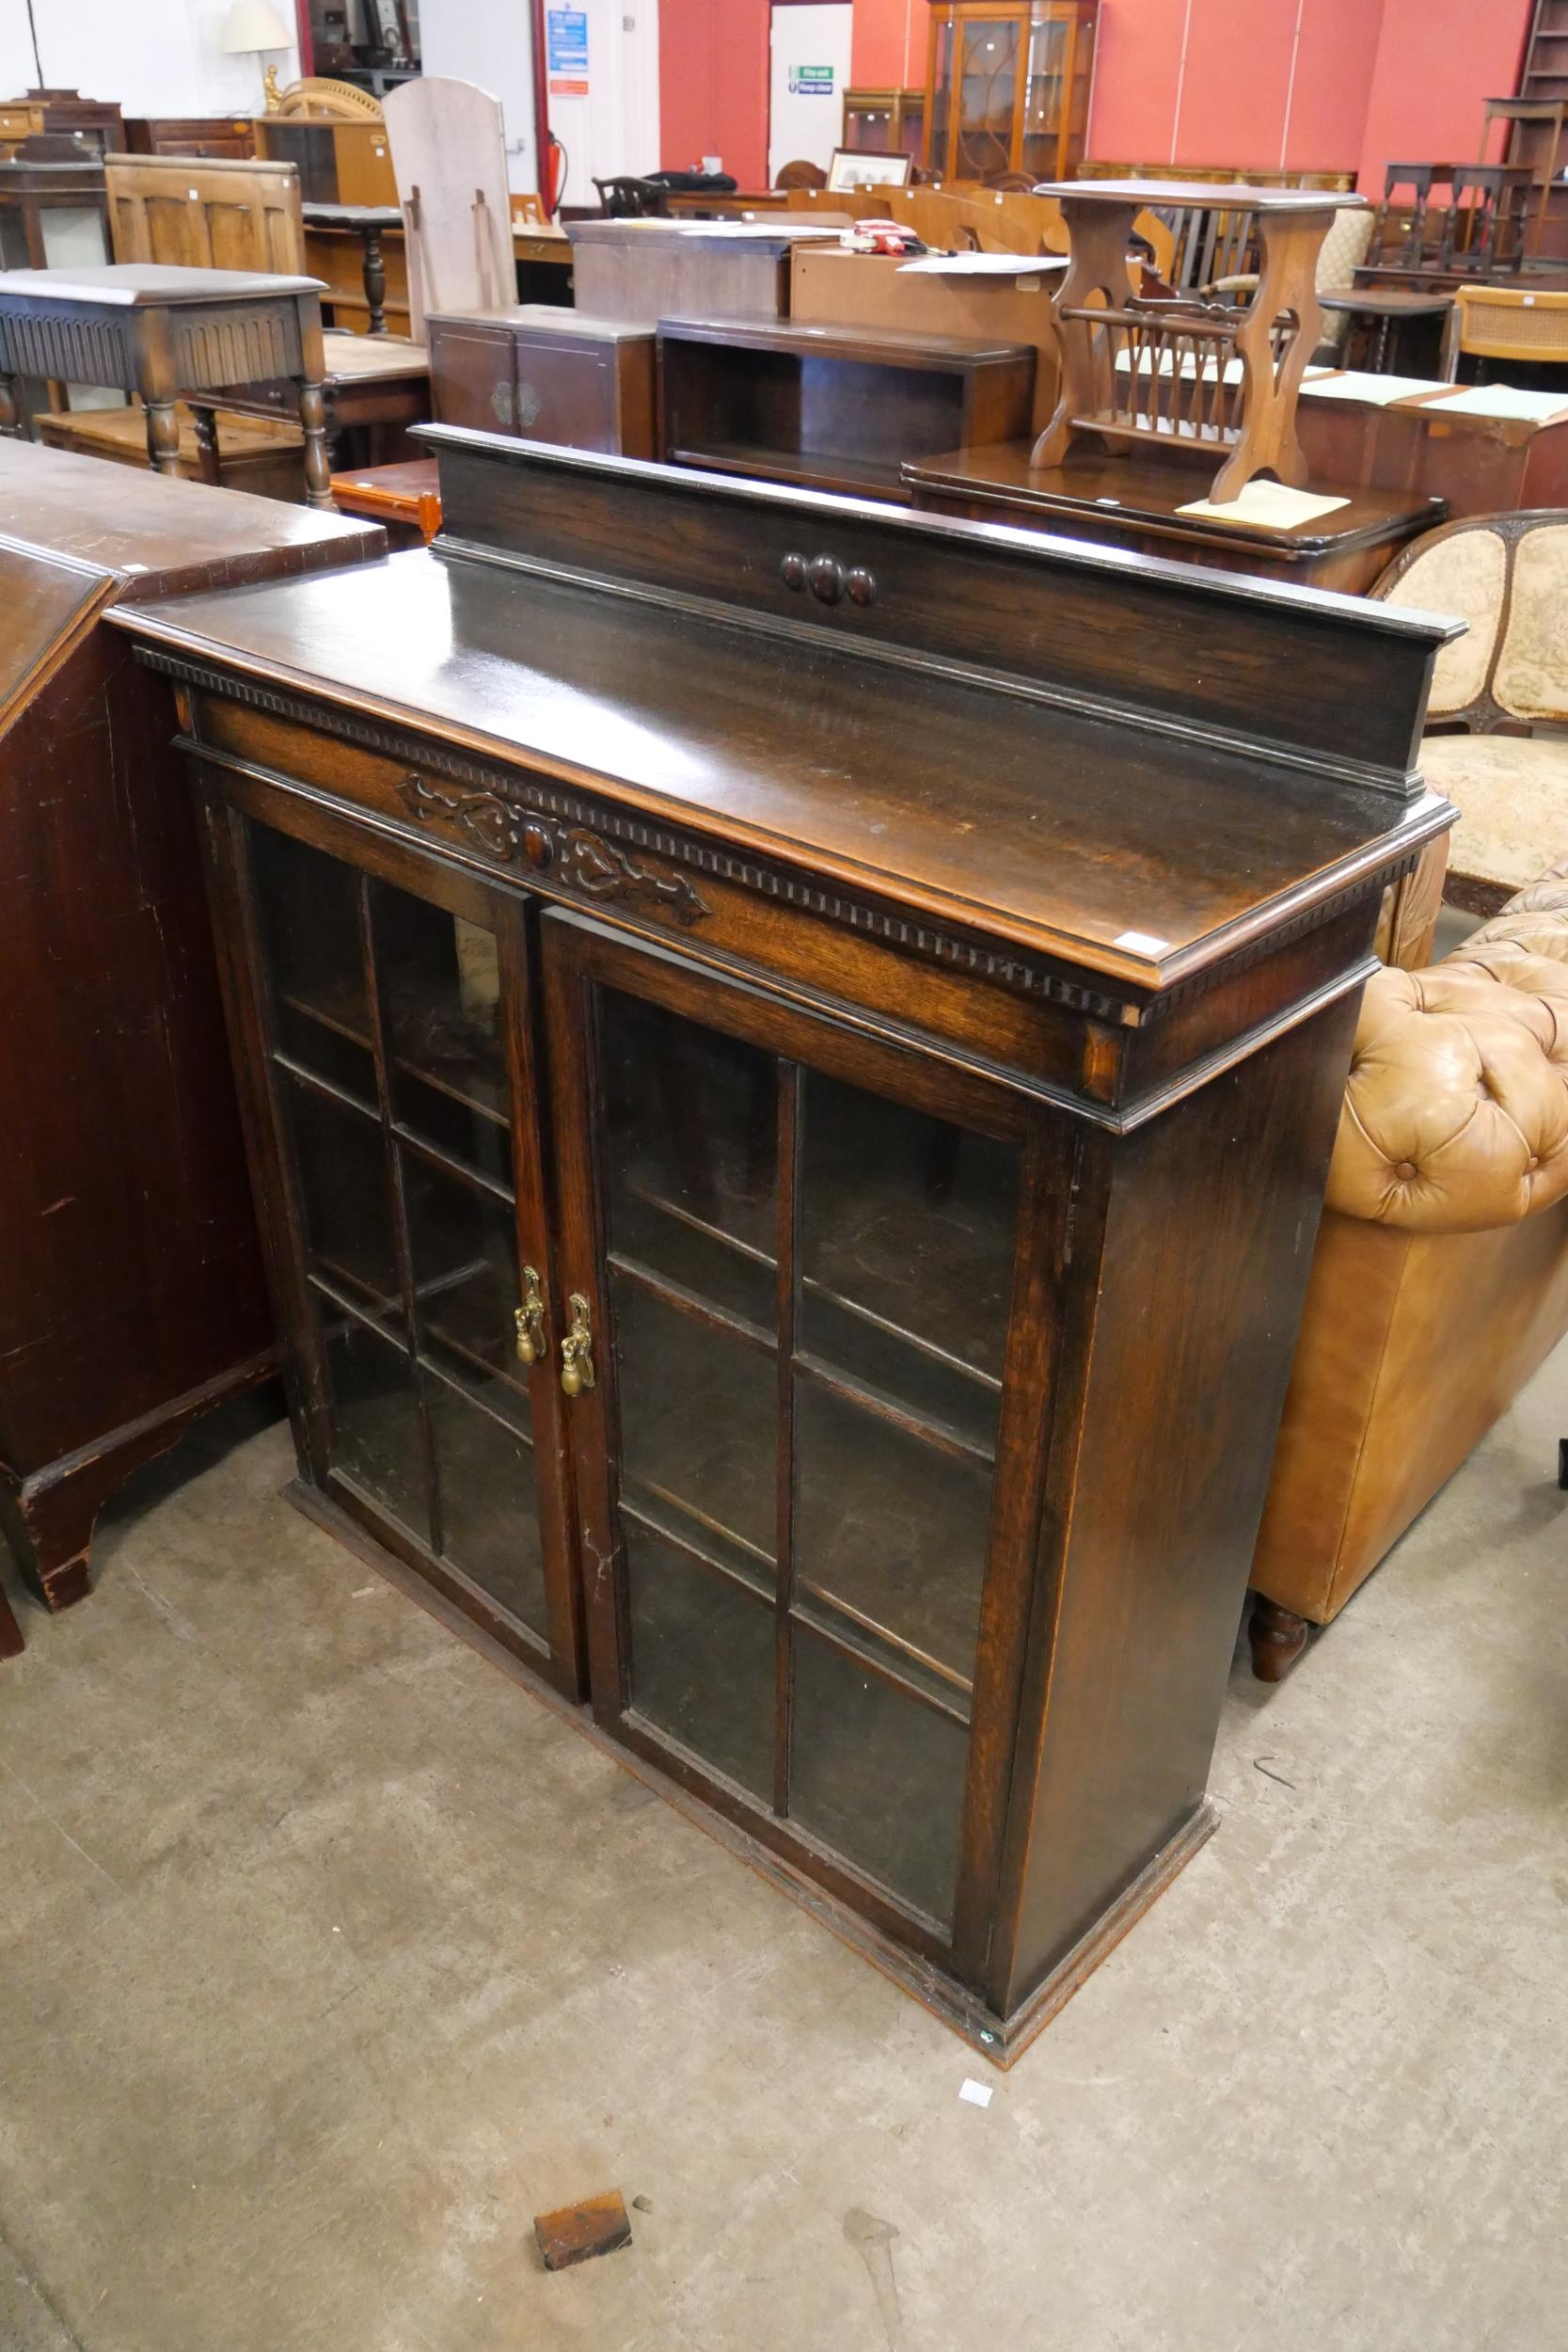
left=1330, top=867, right=1568, bottom=1230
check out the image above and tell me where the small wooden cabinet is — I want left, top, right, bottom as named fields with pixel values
left=0, top=88, right=125, bottom=158
left=256, top=116, right=396, bottom=206
left=923, top=1, right=1097, bottom=184
left=842, top=87, right=926, bottom=160
left=658, top=314, right=1037, bottom=499
left=429, top=307, right=656, bottom=454
left=124, top=118, right=257, bottom=159
left=112, top=431, right=1452, bottom=2058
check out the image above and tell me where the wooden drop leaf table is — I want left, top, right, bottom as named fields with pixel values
left=107, top=431, right=1456, bottom=2058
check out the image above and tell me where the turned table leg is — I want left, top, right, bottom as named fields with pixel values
left=145, top=397, right=182, bottom=477
left=191, top=403, right=221, bottom=487
left=1249, top=1596, right=1310, bottom=1682
left=362, top=225, right=388, bottom=335
left=297, top=377, right=335, bottom=509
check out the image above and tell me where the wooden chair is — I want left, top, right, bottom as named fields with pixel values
left=273, top=78, right=384, bottom=120
left=1445, top=281, right=1568, bottom=379
left=385, top=77, right=515, bottom=337
left=1373, top=510, right=1568, bottom=912
left=1204, top=200, right=1375, bottom=358
left=774, top=159, right=827, bottom=192
left=593, top=174, right=669, bottom=218
left=105, top=151, right=306, bottom=271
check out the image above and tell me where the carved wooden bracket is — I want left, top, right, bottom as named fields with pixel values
left=557, top=827, right=709, bottom=927
left=394, top=773, right=710, bottom=927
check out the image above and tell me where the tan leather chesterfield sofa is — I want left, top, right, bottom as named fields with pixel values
left=1248, top=860, right=1568, bottom=1678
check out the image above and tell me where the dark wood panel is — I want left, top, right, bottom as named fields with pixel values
left=422, top=431, right=1455, bottom=786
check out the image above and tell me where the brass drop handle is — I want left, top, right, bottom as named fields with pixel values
left=514, top=1265, right=546, bottom=1365
left=560, top=1293, right=595, bottom=1397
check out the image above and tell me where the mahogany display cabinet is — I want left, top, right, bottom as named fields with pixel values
left=111, top=429, right=1455, bottom=2058
left=922, top=1, right=1097, bottom=183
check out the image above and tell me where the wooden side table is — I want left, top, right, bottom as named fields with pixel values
left=0, top=262, right=334, bottom=506
left=1318, top=286, right=1452, bottom=376
left=193, top=326, right=429, bottom=475
left=301, top=201, right=403, bottom=333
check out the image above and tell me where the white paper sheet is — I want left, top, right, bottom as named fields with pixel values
left=897, top=252, right=1067, bottom=278
left=1422, top=382, right=1568, bottom=424
left=1299, top=371, right=1449, bottom=405
left=1176, top=481, right=1353, bottom=528
left=681, top=220, right=845, bottom=240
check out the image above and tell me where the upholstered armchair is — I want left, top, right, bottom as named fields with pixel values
left=1373, top=511, right=1568, bottom=914
left=1248, top=864, right=1568, bottom=1678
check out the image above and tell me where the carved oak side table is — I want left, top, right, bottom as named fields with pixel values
left=0, top=262, right=334, bottom=507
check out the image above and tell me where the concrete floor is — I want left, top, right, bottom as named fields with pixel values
left=1, top=1346, right=1564, bottom=2352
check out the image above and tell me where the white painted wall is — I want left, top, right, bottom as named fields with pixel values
left=420, top=0, right=539, bottom=192
left=545, top=0, right=660, bottom=211
left=0, top=0, right=299, bottom=119
left=768, top=1, right=851, bottom=184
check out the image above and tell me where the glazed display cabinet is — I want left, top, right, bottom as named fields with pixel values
left=841, top=87, right=927, bottom=162
left=923, top=1, right=1097, bottom=185
left=113, top=428, right=1452, bottom=2057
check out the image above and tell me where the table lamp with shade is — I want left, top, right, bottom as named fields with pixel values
left=220, top=0, right=293, bottom=111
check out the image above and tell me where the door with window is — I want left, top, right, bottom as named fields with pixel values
left=544, top=911, right=1066, bottom=1973
left=228, top=804, right=583, bottom=1696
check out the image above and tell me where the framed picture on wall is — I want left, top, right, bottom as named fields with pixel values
left=827, top=148, right=913, bottom=192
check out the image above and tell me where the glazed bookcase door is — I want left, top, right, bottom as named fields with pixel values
left=546, top=913, right=1067, bottom=1975
left=228, top=809, right=581, bottom=1694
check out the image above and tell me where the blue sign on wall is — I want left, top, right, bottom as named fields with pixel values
left=546, top=8, right=589, bottom=74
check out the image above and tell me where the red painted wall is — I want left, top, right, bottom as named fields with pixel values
left=658, top=0, right=1535, bottom=190
left=851, top=0, right=921, bottom=87
left=1355, top=0, right=1530, bottom=199
left=659, top=0, right=771, bottom=183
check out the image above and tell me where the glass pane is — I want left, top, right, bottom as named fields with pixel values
left=273, top=998, right=376, bottom=1106
left=601, top=990, right=777, bottom=1319
left=800, top=1068, right=1019, bottom=1421
left=40, top=204, right=109, bottom=269
left=793, top=1376, right=992, bottom=1695
left=253, top=825, right=370, bottom=1049
left=427, top=1374, right=547, bottom=1637
left=404, top=1150, right=529, bottom=1422
left=929, top=21, right=954, bottom=171
left=956, top=19, right=1021, bottom=181
left=790, top=1628, right=968, bottom=1927
left=284, top=1077, right=401, bottom=1325
left=321, top=1302, right=428, bottom=1539
left=610, top=1271, right=776, bottom=1581
left=626, top=1516, right=775, bottom=1801
left=372, top=883, right=509, bottom=1121
left=0, top=206, right=28, bottom=269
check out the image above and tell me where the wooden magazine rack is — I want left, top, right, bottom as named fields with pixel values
left=1032, top=180, right=1364, bottom=504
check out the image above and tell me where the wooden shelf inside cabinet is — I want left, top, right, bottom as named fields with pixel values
left=107, top=425, right=1457, bottom=2061
left=657, top=313, right=1037, bottom=503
